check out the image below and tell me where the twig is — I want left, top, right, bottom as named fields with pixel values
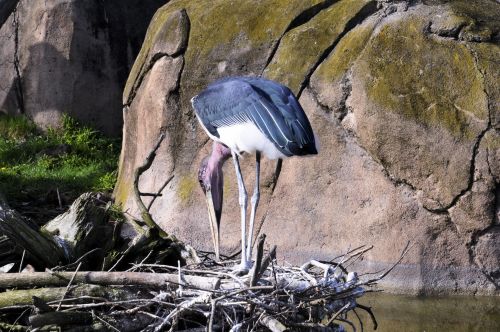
left=326, top=303, right=350, bottom=326
left=56, top=262, right=81, bottom=311
left=8, top=308, right=29, bottom=332
left=362, top=241, right=412, bottom=285
left=356, top=304, right=377, bottom=330
left=92, top=311, right=120, bottom=332
left=250, top=234, right=266, bottom=287
left=18, top=250, right=25, bottom=273
left=353, top=309, right=364, bottom=332
left=56, top=187, right=63, bottom=209
left=107, top=253, right=125, bottom=272
left=208, top=299, right=217, bottom=332
left=53, top=248, right=102, bottom=272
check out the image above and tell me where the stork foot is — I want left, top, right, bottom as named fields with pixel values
left=231, top=261, right=252, bottom=276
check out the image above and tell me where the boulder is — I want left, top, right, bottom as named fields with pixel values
left=0, top=0, right=166, bottom=135
left=115, top=0, right=500, bottom=295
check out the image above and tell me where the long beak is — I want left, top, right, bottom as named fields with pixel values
left=205, top=189, right=220, bottom=261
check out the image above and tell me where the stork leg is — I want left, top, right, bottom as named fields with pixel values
left=231, top=151, right=250, bottom=270
left=246, top=151, right=260, bottom=261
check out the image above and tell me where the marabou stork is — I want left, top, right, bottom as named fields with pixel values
left=192, top=76, right=318, bottom=271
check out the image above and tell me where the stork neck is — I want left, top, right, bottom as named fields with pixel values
left=208, top=142, right=231, bottom=169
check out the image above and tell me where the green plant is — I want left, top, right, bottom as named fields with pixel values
left=0, top=114, right=120, bottom=210
left=0, top=114, right=37, bottom=140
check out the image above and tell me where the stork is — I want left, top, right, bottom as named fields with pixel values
left=192, top=76, right=318, bottom=271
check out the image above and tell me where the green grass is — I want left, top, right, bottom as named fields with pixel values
left=0, top=114, right=120, bottom=204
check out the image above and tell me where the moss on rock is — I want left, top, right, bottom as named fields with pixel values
left=313, top=17, right=378, bottom=84
left=357, top=13, right=488, bottom=139
left=264, top=0, right=373, bottom=94
left=177, top=174, right=197, bottom=204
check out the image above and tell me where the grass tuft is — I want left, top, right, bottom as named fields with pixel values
left=0, top=114, right=120, bottom=206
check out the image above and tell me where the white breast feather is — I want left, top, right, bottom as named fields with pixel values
left=217, top=125, right=287, bottom=161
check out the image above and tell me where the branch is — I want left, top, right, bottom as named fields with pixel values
left=0, top=209, right=66, bottom=267
left=0, top=271, right=220, bottom=291
left=361, top=241, right=413, bottom=285
left=260, top=314, right=288, bottom=332
left=250, top=234, right=266, bottom=286
left=356, top=304, right=378, bottom=330
left=0, top=285, right=136, bottom=308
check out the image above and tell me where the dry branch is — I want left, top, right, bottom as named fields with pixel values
left=0, top=271, right=220, bottom=291
left=0, top=208, right=66, bottom=267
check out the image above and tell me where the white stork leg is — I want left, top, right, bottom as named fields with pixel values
left=246, top=151, right=260, bottom=261
left=231, top=151, right=250, bottom=270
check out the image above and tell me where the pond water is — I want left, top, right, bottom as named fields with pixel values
left=352, top=293, right=500, bottom=332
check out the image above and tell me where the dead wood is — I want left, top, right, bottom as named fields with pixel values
left=42, top=193, right=114, bottom=264
left=0, top=206, right=66, bottom=267
left=0, top=271, right=220, bottom=291
left=260, top=314, right=288, bottom=331
left=0, top=284, right=141, bottom=308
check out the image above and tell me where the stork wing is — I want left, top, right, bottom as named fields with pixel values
left=192, top=77, right=317, bottom=157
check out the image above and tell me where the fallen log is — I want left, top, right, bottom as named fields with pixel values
left=0, top=284, right=141, bottom=308
left=0, top=271, right=220, bottom=291
left=0, top=207, right=66, bottom=268
left=42, top=192, right=114, bottom=264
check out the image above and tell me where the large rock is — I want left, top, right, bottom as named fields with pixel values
left=115, top=0, right=500, bottom=295
left=0, top=0, right=166, bottom=135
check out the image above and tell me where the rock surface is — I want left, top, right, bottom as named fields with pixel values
left=115, top=0, right=499, bottom=295
left=0, top=0, right=166, bottom=135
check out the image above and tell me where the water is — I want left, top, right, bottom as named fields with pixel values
left=351, top=293, right=500, bottom=332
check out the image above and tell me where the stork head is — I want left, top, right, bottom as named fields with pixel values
left=198, top=142, right=230, bottom=261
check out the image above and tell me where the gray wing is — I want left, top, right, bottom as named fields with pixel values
left=192, top=77, right=317, bottom=157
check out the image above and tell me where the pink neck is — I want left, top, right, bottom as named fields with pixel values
left=208, top=142, right=231, bottom=170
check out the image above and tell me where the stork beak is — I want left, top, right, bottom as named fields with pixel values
left=205, top=189, right=221, bottom=261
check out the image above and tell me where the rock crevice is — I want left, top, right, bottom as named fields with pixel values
left=297, top=0, right=379, bottom=98
left=12, top=6, right=23, bottom=114
left=262, top=0, right=340, bottom=73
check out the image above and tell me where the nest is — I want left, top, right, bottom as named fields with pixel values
left=0, top=235, right=410, bottom=331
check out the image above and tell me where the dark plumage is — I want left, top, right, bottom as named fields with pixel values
left=192, top=76, right=317, bottom=157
